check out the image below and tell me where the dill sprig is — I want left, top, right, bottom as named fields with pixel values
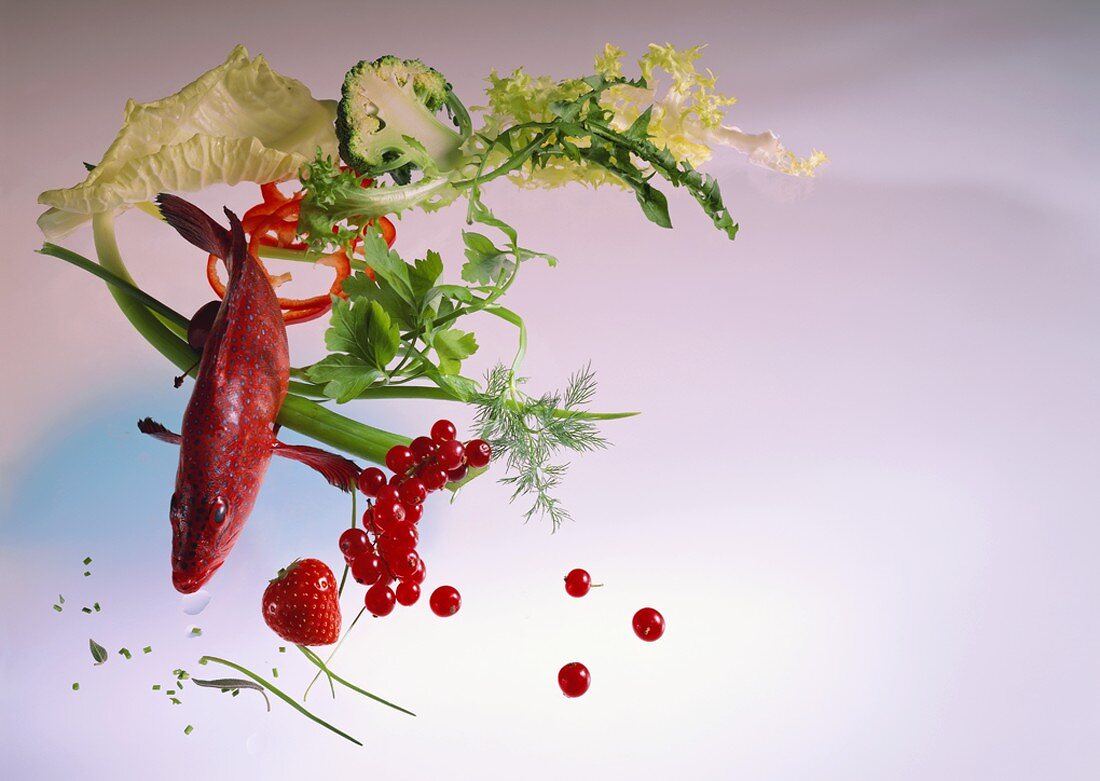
left=473, top=363, right=607, bottom=529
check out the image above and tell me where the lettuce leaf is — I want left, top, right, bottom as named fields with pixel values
left=37, top=45, right=337, bottom=239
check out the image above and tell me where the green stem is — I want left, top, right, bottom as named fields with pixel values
left=296, top=645, right=415, bottom=717
left=304, top=606, right=365, bottom=701
left=199, top=655, right=362, bottom=746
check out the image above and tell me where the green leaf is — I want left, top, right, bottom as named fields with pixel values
left=633, top=183, right=672, bottom=229
left=305, top=355, right=385, bottom=403
left=431, top=329, right=478, bottom=375
left=360, top=229, right=415, bottom=305
left=461, top=231, right=514, bottom=285
left=89, top=639, right=108, bottom=665
left=325, top=298, right=400, bottom=372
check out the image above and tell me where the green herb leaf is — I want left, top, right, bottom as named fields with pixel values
left=89, top=639, right=108, bottom=665
left=461, top=231, right=514, bottom=285
left=431, top=329, right=478, bottom=375
left=305, top=354, right=385, bottom=404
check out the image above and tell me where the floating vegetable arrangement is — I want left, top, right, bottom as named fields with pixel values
left=37, top=43, right=822, bottom=738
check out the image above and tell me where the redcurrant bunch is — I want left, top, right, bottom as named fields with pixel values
left=337, top=420, right=489, bottom=618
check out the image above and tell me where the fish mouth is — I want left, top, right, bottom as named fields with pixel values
left=172, top=563, right=217, bottom=594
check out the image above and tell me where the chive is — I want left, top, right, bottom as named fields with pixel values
left=59, top=594, right=66, bottom=604
left=170, top=697, right=181, bottom=705
left=81, top=607, right=92, bottom=614
left=272, top=667, right=279, bottom=679
left=231, top=689, right=239, bottom=697
left=279, top=647, right=286, bottom=654
left=190, top=627, right=202, bottom=637
left=83, top=571, right=91, bottom=577
left=119, top=648, right=132, bottom=660
left=152, top=685, right=161, bottom=691
left=53, top=604, right=63, bottom=613
left=83, top=557, right=93, bottom=565
left=166, top=689, right=176, bottom=695
left=184, top=725, right=194, bottom=735
left=143, top=646, right=153, bottom=654
left=72, top=682, right=80, bottom=691
left=93, top=602, right=101, bottom=612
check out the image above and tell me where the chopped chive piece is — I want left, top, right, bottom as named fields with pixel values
left=81, top=607, right=92, bottom=614
left=83, top=557, right=93, bottom=565
left=198, top=658, right=209, bottom=665
left=72, top=682, right=80, bottom=691
left=170, top=697, right=181, bottom=705
left=166, top=689, right=176, bottom=695
left=184, top=725, right=194, bottom=735
left=119, top=648, right=132, bottom=659
left=231, top=689, right=239, bottom=697
left=53, top=604, right=63, bottom=613
left=272, top=667, right=279, bottom=679
left=189, top=627, right=202, bottom=636
left=143, top=646, right=152, bottom=654
left=279, top=646, right=286, bottom=653
left=93, top=602, right=101, bottom=612
left=83, top=571, right=91, bottom=577
left=89, top=639, right=108, bottom=665
left=59, top=594, right=65, bottom=604
left=152, top=685, right=161, bottom=691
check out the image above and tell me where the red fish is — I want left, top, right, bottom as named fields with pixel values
left=139, top=194, right=359, bottom=593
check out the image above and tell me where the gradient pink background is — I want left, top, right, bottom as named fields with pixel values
left=2, top=0, right=1098, bottom=778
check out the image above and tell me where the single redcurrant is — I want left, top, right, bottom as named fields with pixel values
left=395, top=581, right=421, bottom=606
left=436, top=439, right=466, bottom=471
left=564, top=568, right=592, bottom=598
left=385, top=523, right=419, bottom=550
left=429, top=585, right=461, bottom=617
left=410, top=436, right=438, bottom=461
left=339, top=528, right=371, bottom=559
left=388, top=549, right=420, bottom=579
left=430, top=419, right=457, bottom=443
left=465, top=439, right=492, bottom=468
left=446, top=463, right=468, bottom=483
left=351, top=554, right=383, bottom=586
left=399, top=478, right=428, bottom=506
left=376, top=485, right=400, bottom=505
left=632, top=607, right=665, bottom=642
left=357, top=467, right=387, bottom=497
left=558, top=662, right=591, bottom=698
left=408, top=558, right=426, bottom=584
left=403, top=502, right=424, bottom=524
left=373, top=500, right=406, bottom=532
left=364, top=583, right=396, bottom=617
left=420, top=466, right=448, bottom=492
left=386, top=445, right=416, bottom=475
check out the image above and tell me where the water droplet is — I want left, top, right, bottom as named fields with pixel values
left=180, top=590, right=212, bottom=615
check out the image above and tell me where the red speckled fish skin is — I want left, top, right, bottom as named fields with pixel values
left=163, top=198, right=289, bottom=594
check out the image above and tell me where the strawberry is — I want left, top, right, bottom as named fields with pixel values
left=261, top=558, right=341, bottom=645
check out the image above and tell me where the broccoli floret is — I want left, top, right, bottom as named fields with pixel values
left=337, top=56, right=471, bottom=184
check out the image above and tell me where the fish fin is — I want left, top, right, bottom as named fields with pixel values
left=155, top=193, right=232, bottom=261
left=273, top=441, right=360, bottom=492
left=137, top=417, right=182, bottom=445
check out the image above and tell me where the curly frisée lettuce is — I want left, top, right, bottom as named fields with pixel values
left=37, top=45, right=338, bottom=240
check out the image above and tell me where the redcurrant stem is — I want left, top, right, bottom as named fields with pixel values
left=303, top=606, right=366, bottom=702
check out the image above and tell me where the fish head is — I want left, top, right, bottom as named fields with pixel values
left=169, top=487, right=234, bottom=593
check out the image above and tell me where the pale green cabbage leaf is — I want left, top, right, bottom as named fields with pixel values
left=37, top=45, right=337, bottom=239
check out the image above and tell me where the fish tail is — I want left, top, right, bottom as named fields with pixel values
left=156, top=194, right=246, bottom=265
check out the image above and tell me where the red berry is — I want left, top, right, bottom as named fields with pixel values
left=403, top=502, right=424, bottom=524
left=446, top=463, right=468, bottom=482
left=388, top=549, right=420, bottom=579
left=357, top=467, right=386, bottom=497
left=364, top=583, right=396, bottom=617
left=339, top=528, right=371, bottom=559
left=386, top=445, right=416, bottom=475
left=389, top=473, right=405, bottom=486
left=436, top=439, right=466, bottom=471
left=420, top=466, right=448, bottom=492
left=430, top=419, right=457, bottom=443
left=395, top=581, right=421, bottom=606
left=429, top=585, right=461, bottom=617
left=351, top=553, right=382, bottom=586
left=632, top=607, right=665, bottom=642
left=373, top=500, right=406, bottom=530
left=399, top=479, right=427, bottom=506
left=385, top=523, right=419, bottom=550
left=408, top=558, right=426, bottom=584
left=410, top=436, right=437, bottom=461
left=564, top=568, right=591, bottom=598
left=465, top=439, right=492, bottom=468
left=558, top=662, right=590, bottom=698
left=261, top=559, right=341, bottom=645
left=376, top=485, right=400, bottom=505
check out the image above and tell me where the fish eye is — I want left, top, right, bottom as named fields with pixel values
left=210, top=497, right=228, bottom=525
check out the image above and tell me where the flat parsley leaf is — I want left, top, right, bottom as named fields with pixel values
left=307, top=299, right=399, bottom=402
left=431, top=328, right=478, bottom=375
